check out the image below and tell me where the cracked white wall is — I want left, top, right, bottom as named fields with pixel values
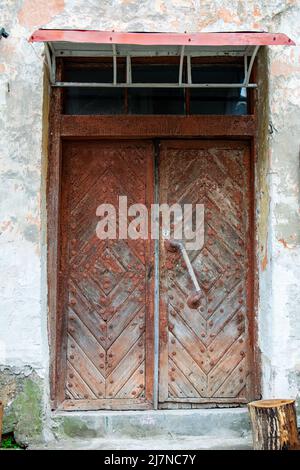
left=0, top=1, right=300, bottom=405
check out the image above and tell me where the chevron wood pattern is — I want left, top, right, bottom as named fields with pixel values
left=59, top=138, right=254, bottom=410
left=159, top=140, right=254, bottom=406
left=60, top=141, right=154, bottom=409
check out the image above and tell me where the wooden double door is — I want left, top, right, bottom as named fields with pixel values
left=59, top=139, right=255, bottom=410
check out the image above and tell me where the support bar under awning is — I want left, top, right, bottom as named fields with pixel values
left=29, top=30, right=295, bottom=89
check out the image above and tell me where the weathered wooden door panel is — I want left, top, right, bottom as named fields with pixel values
left=60, top=140, right=154, bottom=410
left=57, top=138, right=255, bottom=410
left=159, top=140, right=254, bottom=407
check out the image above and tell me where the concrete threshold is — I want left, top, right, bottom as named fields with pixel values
left=49, top=408, right=251, bottom=441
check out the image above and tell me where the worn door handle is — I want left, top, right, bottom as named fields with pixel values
left=164, top=239, right=202, bottom=309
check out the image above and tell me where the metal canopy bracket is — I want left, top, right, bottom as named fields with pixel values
left=44, top=43, right=56, bottom=84
left=243, top=45, right=259, bottom=86
left=29, top=30, right=295, bottom=88
left=43, top=43, right=260, bottom=89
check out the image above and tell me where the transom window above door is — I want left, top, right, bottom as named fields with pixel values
left=62, top=60, right=249, bottom=115
left=31, top=29, right=294, bottom=117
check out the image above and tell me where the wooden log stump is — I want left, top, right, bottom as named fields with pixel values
left=248, top=399, right=299, bottom=450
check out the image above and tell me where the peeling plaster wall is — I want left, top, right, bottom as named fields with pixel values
left=254, top=8, right=300, bottom=405
left=266, top=10, right=300, bottom=403
left=0, top=0, right=300, bottom=440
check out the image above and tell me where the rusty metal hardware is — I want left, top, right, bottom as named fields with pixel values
left=0, top=28, right=9, bottom=39
left=187, top=291, right=202, bottom=309
left=164, top=239, right=202, bottom=309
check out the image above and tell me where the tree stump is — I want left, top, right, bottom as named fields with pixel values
left=248, top=399, right=299, bottom=450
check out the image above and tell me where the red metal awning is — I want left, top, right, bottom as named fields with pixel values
left=29, top=29, right=295, bottom=88
left=29, top=30, right=295, bottom=46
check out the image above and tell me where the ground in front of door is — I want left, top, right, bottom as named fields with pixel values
left=29, top=435, right=252, bottom=450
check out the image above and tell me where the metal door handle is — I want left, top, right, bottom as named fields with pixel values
left=164, top=239, right=202, bottom=309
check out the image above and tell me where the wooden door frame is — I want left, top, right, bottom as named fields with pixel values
left=48, top=58, right=259, bottom=410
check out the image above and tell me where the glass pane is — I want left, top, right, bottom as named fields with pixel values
left=62, top=62, right=249, bottom=115
left=63, top=66, right=124, bottom=115
left=128, top=65, right=185, bottom=114
left=190, top=65, right=247, bottom=115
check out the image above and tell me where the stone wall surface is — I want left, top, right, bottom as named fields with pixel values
left=0, top=1, right=299, bottom=442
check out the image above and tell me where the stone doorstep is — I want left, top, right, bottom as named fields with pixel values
left=49, top=408, right=251, bottom=440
